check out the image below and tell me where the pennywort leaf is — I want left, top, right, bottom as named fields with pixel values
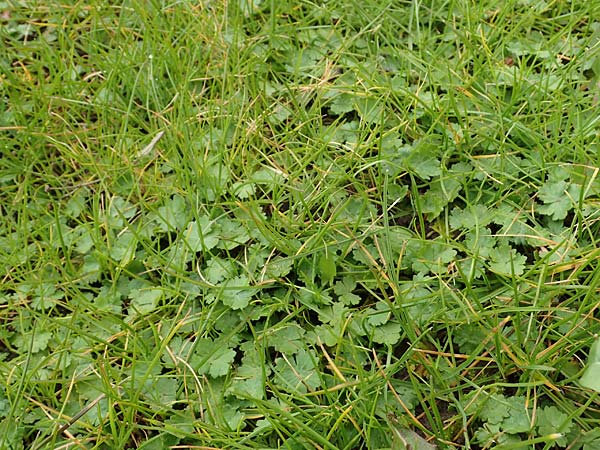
left=219, top=275, right=256, bottom=310
left=129, top=288, right=163, bottom=316
left=488, top=245, right=526, bottom=277
left=273, top=348, right=321, bottom=393
left=580, top=339, right=600, bottom=392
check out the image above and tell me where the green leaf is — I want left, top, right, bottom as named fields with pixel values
left=205, top=257, right=237, bottom=284
left=190, top=338, right=236, bottom=377
left=143, top=377, right=179, bottom=405
left=372, top=322, right=403, bottom=345
left=216, top=216, right=250, bottom=250
left=312, top=323, right=340, bottom=346
left=94, top=286, right=122, bottom=313
left=78, top=254, right=102, bottom=282
left=464, top=229, right=496, bottom=258
left=584, top=440, right=600, bottom=450
left=229, top=343, right=270, bottom=399
left=232, top=181, right=256, bottom=199
left=138, top=433, right=180, bottom=450
left=219, top=399, right=245, bottom=430
left=250, top=167, right=285, bottom=189
left=30, top=331, right=52, bottom=353
left=454, top=324, right=487, bottom=354
left=264, top=256, right=294, bottom=279
left=297, top=285, right=332, bottom=307
left=469, top=393, right=531, bottom=435
left=536, top=405, right=572, bottom=447
left=73, top=224, right=95, bottom=254
left=367, top=301, right=391, bottom=326
left=408, top=155, right=441, bottom=180
left=209, top=348, right=237, bottom=378
left=184, top=217, right=219, bottom=252
left=273, top=348, right=321, bottom=393
left=421, top=177, right=462, bottom=218
left=267, top=324, right=306, bottom=354
left=410, top=241, right=457, bottom=275
left=450, top=205, right=494, bottom=230
left=31, top=283, right=64, bottom=311
left=157, top=195, right=188, bottom=230
left=109, top=230, right=137, bottom=265
left=488, top=245, right=526, bottom=276
left=537, top=169, right=582, bottom=221
left=580, top=339, right=600, bottom=392
left=404, top=138, right=442, bottom=180
left=499, top=397, right=531, bottom=434
left=64, top=188, right=89, bottom=218
left=333, top=276, right=361, bottom=305
left=391, top=427, right=436, bottom=450
left=332, top=120, right=360, bottom=146
left=220, top=275, right=255, bottom=310
left=318, top=252, right=337, bottom=286
left=329, top=92, right=356, bottom=115
left=355, top=96, right=383, bottom=123
left=129, top=288, right=163, bottom=316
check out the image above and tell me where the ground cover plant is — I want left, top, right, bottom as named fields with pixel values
left=2, top=0, right=600, bottom=448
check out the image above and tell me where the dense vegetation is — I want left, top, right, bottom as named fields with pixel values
left=2, top=0, right=600, bottom=448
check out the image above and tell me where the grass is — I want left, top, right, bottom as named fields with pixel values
left=2, top=0, right=600, bottom=448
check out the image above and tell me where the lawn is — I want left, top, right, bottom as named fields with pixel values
left=2, top=0, right=600, bottom=448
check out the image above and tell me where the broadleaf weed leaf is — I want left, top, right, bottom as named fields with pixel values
left=184, top=217, right=219, bottom=252
left=409, top=240, right=457, bottom=275
left=334, top=276, right=361, bottom=305
left=250, top=167, right=286, bottom=188
left=405, top=137, right=443, bottom=180
left=391, top=427, right=437, bottom=450
left=128, top=287, right=163, bottom=317
left=372, top=322, right=403, bottom=345
left=312, top=323, right=340, bottom=346
left=78, top=253, right=103, bottom=282
left=221, top=400, right=246, bottom=430
left=318, top=252, right=337, bottom=286
left=450, top=205, right=494, bottom=230
left=216, top=216, right=251, bottom=250
left=580, top=339, right=600, bottom=392
left=422, top=177, right=462, bottom=219
left=263, top=256, right=294, bottom=279
left=229, top=342, right=270, bottom=400
left=536, top=405, right=573, bottom=447
left=109, top=230, right=137, bottom=265
left=273, top=349, right=321, bottom=393
left=72, top=223, right=94, bottom=255
left=367, top=301, right=391, bottom=327
left=157, top=195, right=188, bottom=231
left=266, top=324, right=306, bottom=354
left=317, top=302, right=349, bottom=327
left=190, top=338, right=236, bottom=378
left=464, top=229, right=496, bottom=258
left=205, top=256, right=238, bottom=284
left=64, top=187, right=89, bottom=218
left=355, top=96, right=383, bottom=123
left=538, top=178, right=582, bottom=221
left=209, top=348, right=237, bottom=378
left=31, top=283, right=64, bottom=311
left=488, top=245, right=526, bottom=277
left=232, top=181, right=256, bottom=199
left=219, top=275, right=256, bottom=310
left=15, top=331, right=52, bottom=353
left=329, top=92, right=356, bottom=115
